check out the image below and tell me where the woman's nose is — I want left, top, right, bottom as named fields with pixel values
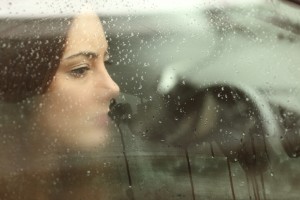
left=107, top=76, right=120, bottom=99
left=100, top=67, right=120, bottom=99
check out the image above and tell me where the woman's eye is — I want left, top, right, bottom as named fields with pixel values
left=69, top=64, right=90, bottom=78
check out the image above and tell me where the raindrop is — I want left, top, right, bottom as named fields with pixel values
left=280, top=136, right=284, bottom=140
left=227, top=158, right=236, bottom=200
left=86, top=170, right=91, bottom=176
left=210, top=143, right=215, bottom=158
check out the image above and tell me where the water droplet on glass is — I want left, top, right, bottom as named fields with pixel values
left=86, top=170, right=91, bottom=176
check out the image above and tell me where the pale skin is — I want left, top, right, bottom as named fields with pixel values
left=35, top=13, right=120, bottom=151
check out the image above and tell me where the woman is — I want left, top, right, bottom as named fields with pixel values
left=0, top=10, right=122, bottom=200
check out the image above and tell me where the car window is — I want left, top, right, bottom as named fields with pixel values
left=0, top=0, right=300, bottom=199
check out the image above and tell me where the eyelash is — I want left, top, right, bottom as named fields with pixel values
left=68, top=53, right=109, bottom=78
left=69, top=64, right=90, bottom=78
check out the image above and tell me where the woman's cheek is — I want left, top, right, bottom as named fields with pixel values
left=36, top=78, right=106, bottom=149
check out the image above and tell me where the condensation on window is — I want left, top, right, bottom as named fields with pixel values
left=0, top=0, right=300, bottom=199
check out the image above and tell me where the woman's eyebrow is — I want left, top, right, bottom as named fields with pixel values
left=63, top=51, right=99, bottom=60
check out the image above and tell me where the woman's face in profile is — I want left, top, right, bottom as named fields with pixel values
left=36, top=13, right=119, bottom=150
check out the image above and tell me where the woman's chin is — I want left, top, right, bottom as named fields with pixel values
left=72, top=128, right=110, bottom=150
left=49, top=126, right=111, bottom=153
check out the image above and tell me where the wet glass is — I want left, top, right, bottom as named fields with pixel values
left=1, top=0, right=300, bottom=199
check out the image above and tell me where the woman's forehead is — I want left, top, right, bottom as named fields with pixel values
left=69, top=13, right=104, bottom=35
left=62, top=13, right=107, bottom=59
